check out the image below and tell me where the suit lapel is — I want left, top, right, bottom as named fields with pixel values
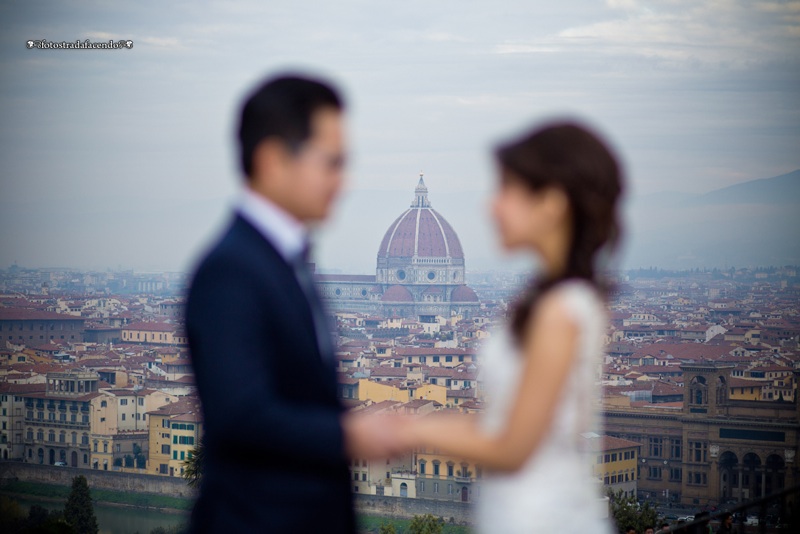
left=231, top=215, right=335, bottom=370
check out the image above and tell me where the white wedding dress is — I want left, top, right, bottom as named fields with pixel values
left=477, top=279, right=613, bottom=533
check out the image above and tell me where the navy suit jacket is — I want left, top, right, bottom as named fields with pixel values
left=186, top=214, right=355, bottom=533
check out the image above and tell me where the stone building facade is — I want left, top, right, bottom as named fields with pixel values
left=604, top=363, right=799, bottom=507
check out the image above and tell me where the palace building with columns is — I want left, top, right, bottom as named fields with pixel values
left=603, top=362, right=799, bottom=507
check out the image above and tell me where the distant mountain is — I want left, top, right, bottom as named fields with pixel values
left=637, top=169, right=800, bottom=207
left=623, top=169, right=800, bottom=269
left=699, top=169, right=800, bottom=205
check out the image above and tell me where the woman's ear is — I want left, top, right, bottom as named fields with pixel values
left=541, top=187, right=570, bottom=223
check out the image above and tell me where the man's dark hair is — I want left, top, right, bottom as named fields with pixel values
left=237, top=74, right=343, bottom=178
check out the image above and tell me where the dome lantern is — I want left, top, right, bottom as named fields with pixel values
left=412, top=173, right=431, bottom=208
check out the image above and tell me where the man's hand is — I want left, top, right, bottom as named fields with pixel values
left=341, top=412, right=410, bottom=460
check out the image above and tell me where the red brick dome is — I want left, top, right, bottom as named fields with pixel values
left=377, top=176, right=464, bottom=260
left=451, top=285, right=479, bottom=302
left=381, top=285, right=414, bottom=302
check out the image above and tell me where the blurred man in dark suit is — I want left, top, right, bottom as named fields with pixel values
left=186, top=74, right=395, bottom=533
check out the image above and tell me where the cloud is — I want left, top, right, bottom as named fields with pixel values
left=495, top=1, right=800, bottom=67
left=493, top=44, right=560, bottom=54
left=139, top=36, right=181, bottom=48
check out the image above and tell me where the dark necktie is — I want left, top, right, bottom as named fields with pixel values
left=291, top=244, right=334, bottom=361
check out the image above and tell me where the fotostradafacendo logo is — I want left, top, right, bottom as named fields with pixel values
left=26, top=39, right=134, bottom=50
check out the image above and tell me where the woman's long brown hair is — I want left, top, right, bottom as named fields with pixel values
left=496, top=122, right=624, bottom=344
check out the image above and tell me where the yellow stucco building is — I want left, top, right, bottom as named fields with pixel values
left=147, top=397, right=203, bottom=478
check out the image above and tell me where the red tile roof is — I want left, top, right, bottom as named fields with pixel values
left=0, top=309, right=84, bottom=321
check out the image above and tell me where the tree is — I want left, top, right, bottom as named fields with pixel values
left=378, top=522, right=397, bottom=534
left=27, top=504, right=75, bottom=534
left=0, top=495, right=26, bottom=533
left=64, top=475, right=99, bottom=534
left=607, top=489, right=658, bottom=534
left=183, top=438, right=205, bottom=488
left=408, top=514, right=444, bottom=534
left=133, top=443, right=147, bottom=469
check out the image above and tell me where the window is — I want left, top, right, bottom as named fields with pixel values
left=100, top=401, right=107, bottom=408
left=670, top=439, right=682, bottom=460
left=434, top=482, right=439, bottom=493
left=670, top=467, right=682, bottom=482
left=162, top=445, right=170, bottom=454
left=120, top=399, right=128, bottom=406
left=103, top=442, right=108, bottom=453
left=689, top=471, right=708, bottom=485
left=688, top=441, right=708, bottom=463
left=611, top=453, right=617, bottom=462
left=447, top=464, right=454, bottom=477
left=361, top=473, right=366, bottom=481
left=448, top=484, right=453, bottom=495
left=420, top=481, right=425, bottom=492
left=353, top=472, right=358, bottom=481
left=419, top=460, right=426, bottom=474
left=648, top=466, right=662, bottom=480
left=121, top=414, right=126, bottom=421
left=648, top=437, right=663, bottom=457
left=433, top=462, right=440, bottom=476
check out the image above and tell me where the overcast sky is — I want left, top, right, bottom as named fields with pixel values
left=1, top=0, right=798, bottom=274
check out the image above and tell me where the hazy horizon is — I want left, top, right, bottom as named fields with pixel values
left=1, top=1, right=798, bottom=273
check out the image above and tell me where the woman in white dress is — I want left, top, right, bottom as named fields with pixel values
left=404, top=121, right=624, bottom=533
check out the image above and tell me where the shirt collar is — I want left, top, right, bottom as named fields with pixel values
left=237, top=187, right=307, bottom=261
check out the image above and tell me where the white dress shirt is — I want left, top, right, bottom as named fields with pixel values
left=236, top=187, right=307, bottom=262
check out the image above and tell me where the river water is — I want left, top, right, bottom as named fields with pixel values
left=12, top=495, right=189, bottom=534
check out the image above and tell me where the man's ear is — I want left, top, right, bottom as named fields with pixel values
left=250, top=137, right=291, bottom=185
